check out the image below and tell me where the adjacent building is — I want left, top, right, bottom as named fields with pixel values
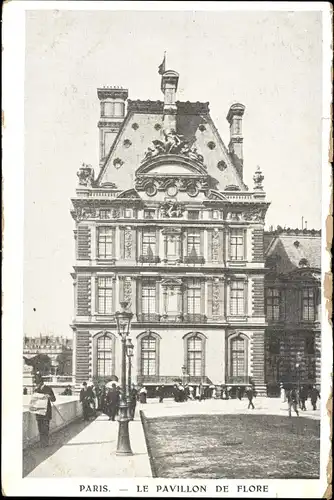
left=264, top=228, right=321, bottom=394
left=71, top=68, right=272, bottom=395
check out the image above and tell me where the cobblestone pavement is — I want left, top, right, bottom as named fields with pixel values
left=24, top=411, right=152, bottom=478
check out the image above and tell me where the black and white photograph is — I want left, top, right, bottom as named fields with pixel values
left=2, top=1, right=332, bottom=498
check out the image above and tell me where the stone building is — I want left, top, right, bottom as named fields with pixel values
left=71, top=68, right=271, bottom=395
left=264, top=229, right=321, bottom=395
left=23, top=335, right=73, bottom=376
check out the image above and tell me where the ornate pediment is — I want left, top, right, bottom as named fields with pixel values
left=117, top=189, right=142, bottom=200
left=226, top=206, right=268, bottom=222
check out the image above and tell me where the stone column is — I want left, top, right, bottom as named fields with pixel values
left=251, top=329, right=266, bottom=396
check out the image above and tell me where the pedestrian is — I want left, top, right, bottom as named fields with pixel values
left=178, top=384, right=185, bottom=402
left=61, top=385, right=72, bottom=396
left=87, top=381, right=97, bottom=416
left=246, top=386, right=255, bottom=409
left=106, top=383, right=120, bottom=421
left=287, top=388, right=299, bottom=417
left=310, top=385, right=320, bottom=410
left=129, top=385, right=138, bottom=420
left=157, top=385, right=165, bottom=403
left=236, top=386, right=242, bottom=400
left=139, top=386, right=147, bottom=403
left=80, top=382, right=92, bottom=421
left=33, top=373, right=56, bottom=447
left=299, top=385, right=307, bottom=411
left=184, top=384, right=190, bottom=401
left=23, top=387, right=28, bottom=395
left=188, top=385, right=194, bottom=400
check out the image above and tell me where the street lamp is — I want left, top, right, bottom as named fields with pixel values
left=126, top=338, right=134, bottom=417
left=115, top=301, right=133, bottom=456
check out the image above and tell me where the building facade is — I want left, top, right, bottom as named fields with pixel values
left=71, top=69, right=271, bottom=394
left=264, top=229, right=321, bottom=394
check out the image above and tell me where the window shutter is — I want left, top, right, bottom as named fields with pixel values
left=77, top=225, right=91, bottom=260
left=200, top=230, right=204, bottom=257
left=218, top=230, right=224, bottom=263
left=137, top=280, right=142, bottom=315
left=155, top=228, right=160, bottom=258
left=119, top=277, right=124, bottom=303
left=243, top=228, right=247, bottom=260
left=200, top=280, right=205, bottom=314
left=207, top=231, right=213, bottom=262
left=207, top=281, right=213, bottom=317
left=184, top=231, right=188, bottom=258
left=183, top=282, right=188, bottom=315
left=112, top=228, right=116, bottom=259
left=77, top=275, right=91, bottom=315
left=155, top=281, right=160, bottom=315
left=120, top=228, right=125, bottom=259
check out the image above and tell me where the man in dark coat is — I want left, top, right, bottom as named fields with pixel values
left=129, top=386, right=138, bottom=420
left=310, top=386, right=320, bottom=410
left=246, top=386, right=255, bottom=409
left=80, top=382, right=92, bottom=421
left=236, top=386, right=242, bottom=400
left=157, top=385, right=165, bottom=403
left=299, top=385, right=308, bottom=411
left=34, top=374, right=56, bottom=447
left=106, top=384, right=120, bottom=421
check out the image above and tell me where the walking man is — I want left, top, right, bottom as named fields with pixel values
left=288, top=388, right=299, bottom=417
left=157, top=385, right=165, bottom=403
left=129, top=385, right=138, bottom=420
left=34, top=373, right=56, bottom=447
left=299, top=385, right=307, bottom=411
left=246, top=386, right=255, bottom=409
left=236, top=386, right=242, bottom=400
left=310, top=385, right=320, bottom=410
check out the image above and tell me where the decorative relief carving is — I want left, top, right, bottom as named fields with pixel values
left=132, top=123, right=139, bottom=130
left=217, top=160, right=227, bottom=171
left=212, top=282, right=220, bottom=315
left=142, top=128, right=204, bottom=164
left=72, top=206, right=97, bottom=222
left=154, top=123, right=162, bottom=130
left=160, top=201, right=185, bottom=218
left=226, top=207, right=266, bottom=222
left=113, top=158, right=124, bottom=169
left=207, top=141, right=216, bottom=150
left=198, top=124, right=206, bottom=132
left=77, top=163, right=94, bottom=187
left=112, top=209, right=121, bottom=219
left=124, top=228, right=133, bottom=259
left=136, top=176, right=203, bottom=198
left=123, top=139, right=132, bottom=148
left=123, top=278, right=132, bottom=308
left=211, top=230, right=220, bottom=261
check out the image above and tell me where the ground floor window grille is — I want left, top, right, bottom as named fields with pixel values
left=97, top=334, right=113, bottom=377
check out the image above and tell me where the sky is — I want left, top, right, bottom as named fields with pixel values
left=24, top=9, right=323, bottom=338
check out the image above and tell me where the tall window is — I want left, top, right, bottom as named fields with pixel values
left=142, top=281, right=156, bottom=314
left=187, top=230, right=201, bottom=256
left=142, top=229, right=156, bottom=257
left=187, top=279, right=201, bottom=314
left=97, top=277, right=113, bottom=314
left=98, top=227, right=113, bottom=259
left=302, top=288, right=315, bottom=321
left=230, top=229, right=244, bottom=260
left=97, top=334, right=113, bottom=377
left=187, top=335, right=203, bottom=376
left=231, top=335, right=246, bottom=377
left=266, top=288, right=280, bottom=320
left=141, top=335, right=157, bottom=375
left=230, top=281, right=245, bottom=316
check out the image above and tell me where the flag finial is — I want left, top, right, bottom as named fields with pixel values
left=158, top=52, right=166, bottom=75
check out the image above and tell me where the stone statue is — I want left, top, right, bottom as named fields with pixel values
left=77, top=163, right=94, bottom=187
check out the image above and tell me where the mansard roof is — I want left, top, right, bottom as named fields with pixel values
left=96, top=99, right=248, bottom=192
left=265, top=230, right=321, bottom=275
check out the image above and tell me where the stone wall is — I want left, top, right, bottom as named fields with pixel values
left=22, top=396, right=83, bottom=449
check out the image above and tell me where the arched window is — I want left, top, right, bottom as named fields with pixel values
left=184, top=333, right=206, bottom=377
left=140, top=333, right=159, bottom=376
left=97, top=333, right=114, bottom=377
left=230, top=334, right=247, bottom=377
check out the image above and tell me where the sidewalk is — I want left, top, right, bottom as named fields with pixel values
left=25, top=411, right=152, bottom=478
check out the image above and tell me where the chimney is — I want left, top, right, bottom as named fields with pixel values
left=161, top=70, right=179, bottom=131
left=97, top=86, right=128, bottom=167
left=226, top=103, right=246, bottom=179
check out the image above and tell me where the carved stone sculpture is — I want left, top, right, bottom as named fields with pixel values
left=142, top=129, right=204, bottom=164
left=77, top=163, right=94, bottom=187
left=161, top=200, right=185, bottom=218
left=253, top=166, right=264, bottom=190
left=124, top=229, right=133, bottom=259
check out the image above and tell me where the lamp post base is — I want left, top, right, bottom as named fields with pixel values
left=116, top=402, right=133, bottom=456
